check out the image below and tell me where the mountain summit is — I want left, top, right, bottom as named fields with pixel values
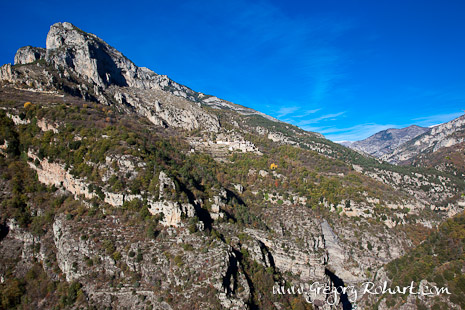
left=9, top=22, right=280, bottom=127
left=19, top=22, right=195, bottom=92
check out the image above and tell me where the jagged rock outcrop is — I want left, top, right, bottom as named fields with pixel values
left=0, top=63, right=14, bottom=82
left=53, top=216, right=96, bottom=282
left=0, top=22, right=221, bottom=131
left=48, top=213, right=249, bottom=309
left=45, top=22, right=167, bottom=91
left=216, top=249, right=250, bottom=309
left=112, top=87, right=220, bottom=131
left=244, top=225, right=326, bottom=282
left=43, top=21, right=221, bottom=108
left=147, top=200, right=195, bottom=227
left=14, top=46, right=46, bottom=65
left=158, top=171, right=176, bottom=199
left=268, top=131, right=297, bottom=145
left=45, top=22, right=221, bottom=130
left=103, top=154, right=145, bottom=181
left=28, top=151, right=195, bottom=227
left=320, top=220, right=364, bottom=283
left=28, top=150, right=141, bottom=207
left=147, top=171, right=196, bottom=226
left=27, top=150, right=95, bottom=201
left=210, top=188, right=227, bottom=220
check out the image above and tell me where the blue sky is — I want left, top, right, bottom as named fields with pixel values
left=1, top=0, right=464, bottom=141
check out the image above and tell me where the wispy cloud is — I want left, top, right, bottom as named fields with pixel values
left=294, top=108, right=321, bottom=118
left=276, top=106, right=300, bottom=118
left=207, top=0, right=352, bottom=105
left=301, top=110, right=465, bottom=142
left=297, top=111, right=345, bottom=126
left=275, top=106, right=321, bottom=119
left=400, top=87, right=465, bottom=105
left=302, top=48, right=347, bottom=106
left=178, top=0, right=356, bottom=136
left=412, top=111, right=463, bottom=127
left=303, top=123, right=400, bottom=142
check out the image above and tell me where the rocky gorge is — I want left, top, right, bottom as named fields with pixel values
left=0, top=22, right=464, bottom=310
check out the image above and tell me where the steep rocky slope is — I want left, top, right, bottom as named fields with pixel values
left=359, top=211, right=465, bottom=310
left=0, top=22, right=464, bottom=310
left=409, top=141, right=465, bottom=178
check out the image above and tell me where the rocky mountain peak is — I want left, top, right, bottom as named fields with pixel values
left=46, top=22, right=87, bottom=50
left=43, top=22, right=209, bottom=104
left=14, top=46, right=46, bottom=65
left=45, top=21, right=139, bottom=88
left=3, top=22, right=284, bottom=130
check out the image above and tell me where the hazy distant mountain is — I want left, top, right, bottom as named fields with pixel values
left=382, top=114, right=465, bottom=164
left=342, top=125, right=429, bottom=157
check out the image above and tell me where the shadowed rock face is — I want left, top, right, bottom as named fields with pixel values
left=43, top=22, right=202, bottom=97
left=0, top=223, right=9, bottom=241
left=4, top=22, right=282, bottom=133
left=325, top=268, right=353, bottom=310
left=45, top=22, right=133, bottom=88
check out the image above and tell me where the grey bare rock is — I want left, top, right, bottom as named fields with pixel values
left=14, top=46, right=46, bottom=65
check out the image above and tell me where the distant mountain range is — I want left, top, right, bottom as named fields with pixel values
left=342, top=115, right=465, bottom=171
left=341, top=125, right=429, bottom=157
left=381, top=115, right=465, bottom=165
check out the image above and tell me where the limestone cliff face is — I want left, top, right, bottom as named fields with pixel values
left=1, top=22, right=288, bottom=132
left=27, top=150, right=195, bottom=227
left=148, top=200, right=195, bottom=227
left=0, top=22, right=220, bottom=132
left=0, top=64, right=14, bottom=83
left=46, top=22, right=160, bottom=91
left=235, top=203, right=410, bottom=306
left=14, top=46, right=46, bottom=65
left=50, top=214, right=250, bottom=309
left=43, top=22, right=211, bottom=106
left=27, top=150, right=95, bottom=201
left=112, top=87, right=220, bottom=131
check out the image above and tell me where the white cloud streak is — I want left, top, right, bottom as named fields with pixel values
left=297, top=112, right=346, bottom=126
left=304, top=123, right=400, bottom=142
left=412, top=112, right=463, bottom=126
left=276, top=106, right=300, bottom=118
